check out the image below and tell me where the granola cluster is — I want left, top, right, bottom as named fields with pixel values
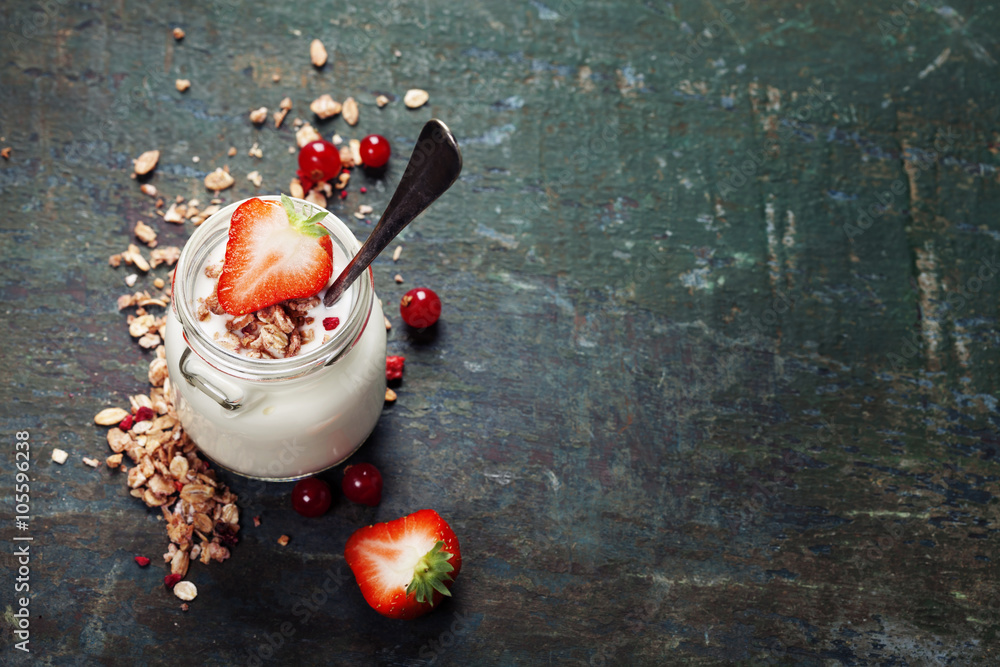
left=196, top=263, right=325, bottom=359
left=94, top=344, right=239, bottom=579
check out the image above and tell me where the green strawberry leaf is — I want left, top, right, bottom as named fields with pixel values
left=404, top=541, right=455, bottom=605
left=281, top=193, right=330, bottom=238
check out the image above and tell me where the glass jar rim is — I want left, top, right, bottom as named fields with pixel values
left=171, top=195, right=374, bottom=381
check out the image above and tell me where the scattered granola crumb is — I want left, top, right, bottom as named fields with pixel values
left=173, top=581, right=198, bottom=601
left=140, top=183, right=157, bottom=197
left=274, top=97, right=292, bottom=127
left=248, top=142, right=263, bottom=159
left=133, top=150, right=160, bottom=176
left=227, top=146, right=238, bottom=157
left=385, top=387, right=397, bottom=402
left=181, top=603, right=190, bottom=611
left=192, top=156, right=200, bottom=163
left=342, top=97, right=359, bottom=126
left=310, top=94, right=341, bottom=119
left=106, top=453, right=123, bottom=467
left=392, top=246, right=402, bottom=262
left=83, top=457, right=101, bottom=468
left=249, top=107, right=268, bottom=125
left=154, top=277, right=165, bottom=289
left=277, top=535, right=290, bottom=546
left=253, top=516, right=261, bottom=527
left=172, top=27, right=185, bottom=40
left=332, top=134, right=343, bottom=146
left=339, top=145, right=354, bottom=167
left=290, top=178, right=305, bottom=199
left=272, top=73, right=281, bottom=82
left=296, top=123, right=321, bottom=147
left=175, top=79, right=191, bottom=92
left=204, top=167, right=235, bottom=191
left=404, top=89, right=429, bottom=109
left=95, top=408, right=130, bottom=425
left=349, top=139, right=362, bottom=167
left=305, top=189, right=326, bottom=208
left=125, top=274, right=138, bottom=287
left=163, top=202, right=185, bottom=224
left=394, top=49, right=402, bottom=58
left=51, top=448, right=69, bottom=464
left=247, top=170, right=263, bottom=187
left=310, top=39, right=328, bottom=67
left=394, top=274, right=404, bottom=284
left=288, top=146, right=296, bottom=154
left=334, top=171, right=350, bottom=190
left=376, top=94, right=389, bottom=108
left=384, top=316, right=391, bottom=330
left=1, top=147, right=11, bottom=160
left=134, top=220, right=158, bottom=247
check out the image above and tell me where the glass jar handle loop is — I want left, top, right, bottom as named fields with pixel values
left=179, top=348, right=244, bottom=411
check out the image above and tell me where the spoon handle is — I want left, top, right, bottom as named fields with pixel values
left=323, top=119, right=463, bottom=306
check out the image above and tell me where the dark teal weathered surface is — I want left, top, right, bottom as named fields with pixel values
left=1, top=0, right=999, bottom=664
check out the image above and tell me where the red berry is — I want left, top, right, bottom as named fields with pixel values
left=164, top=573, right=183, bottom=589
left=135, top=406, right=154, bottom=422
left=298, top=140, right=342, bottom=186
left=323, top=317, right=340, bottom=331
left=119, top=415, right=133, bottom=431
left=360, top=187, right=367, bottom=193
left=386, top=355, right=405, bottom=381
left=134, top=556, right=150, bottom=567
left=342, top=463, right=382, bottom=506
left=399, top=288, right=441, bottom=328
left=359, top=134, right=391, bottom=169
left=292, top=477, right=333, bottom=518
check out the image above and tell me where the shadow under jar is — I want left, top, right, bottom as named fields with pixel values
left=164, top=195, right=387, bottom=481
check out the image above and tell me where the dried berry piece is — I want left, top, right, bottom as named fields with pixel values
left=386, top=356, right=405, bottom=381
left=118, top=414, right=134, bottom=431
left=323, top=317, right=340, bottom=331
left=164, top=573, right=183, bottom=589
left=135, top=406, right=154, bottom=422
left=134, top=556, right=151, bottom=567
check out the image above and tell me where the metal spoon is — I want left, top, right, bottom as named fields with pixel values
left=323, top=119, right=462, bottom=306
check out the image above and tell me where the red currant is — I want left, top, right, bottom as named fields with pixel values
left=298, top=140, right=342, bottom=185
left=399, top=287, right=441, bottom=328
left=342, top=463, right=382, bottom=506
left=359, top=134, right=391, bottom=169
left=291, top=477, right=333, bottom=517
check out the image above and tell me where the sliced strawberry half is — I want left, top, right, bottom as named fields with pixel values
left=345, top=509, right=462, bottom=619
left=216, top=195, right=333, bottom=316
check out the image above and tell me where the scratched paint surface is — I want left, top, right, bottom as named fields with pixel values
left=1, top=0, right=998, bottom=664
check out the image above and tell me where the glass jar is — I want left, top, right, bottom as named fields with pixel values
left=164, top=196, right=386, bottom=481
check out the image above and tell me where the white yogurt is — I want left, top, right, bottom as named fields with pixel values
left=164, top=196, right=387, bottom=480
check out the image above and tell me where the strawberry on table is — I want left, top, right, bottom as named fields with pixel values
left=345, top=509, right=462, bottom=619
left=217, top=195, right=334, bottom=316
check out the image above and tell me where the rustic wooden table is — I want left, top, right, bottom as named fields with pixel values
left=2, top=0, right=998, bottom=664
